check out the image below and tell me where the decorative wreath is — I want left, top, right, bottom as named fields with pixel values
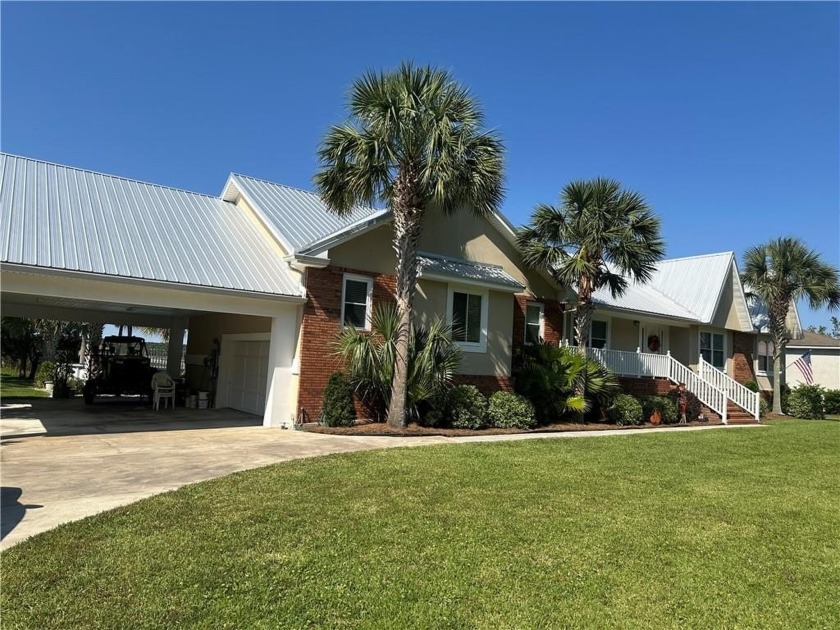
left=647, top=334, right=661, bottom=353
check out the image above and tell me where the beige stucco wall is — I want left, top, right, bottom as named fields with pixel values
left=611, top=317, right=638, bottom=352
left=414, top=278, right=513, bottom=376
left=784, top=348, right=840, bottom=389
left=711, top=273, right=743, bottom=331
left=669, top=326, right=691, bottom=366
left=185, top=313, right=271, bottom=389
left=328, top=209, right=557, bottom=300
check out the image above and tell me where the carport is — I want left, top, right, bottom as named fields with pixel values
left=0, top=153, right=305, bottom=427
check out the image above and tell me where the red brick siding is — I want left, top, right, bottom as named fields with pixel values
left=453, top=374, right=513, bottom=397
left=732, top=332, right=756, bottom=385
left=512, top=295, right=565, bottom=347
left=296, top=266, right=395, bottom=422
left=617, top=376, right=672, bottom=397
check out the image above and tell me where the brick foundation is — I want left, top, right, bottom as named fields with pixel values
left=617, top=376, right=673, bottom=397
left=732, top=332, right=756, bottom=385
left=453, top=374, right=513, bottom=397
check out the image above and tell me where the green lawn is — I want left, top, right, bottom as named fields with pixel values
left=2, top=421, right=839, bottom=629
left=0, top=367, right=49, bottom=400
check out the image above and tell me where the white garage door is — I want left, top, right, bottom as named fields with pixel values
left=225, top=339, right=270, bottom=415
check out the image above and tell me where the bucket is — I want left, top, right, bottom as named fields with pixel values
left=197, top=399, right=209, bottom=410
left=197, top=391, right=209, bottom=401
left=187, top=395, right=197, bottom=409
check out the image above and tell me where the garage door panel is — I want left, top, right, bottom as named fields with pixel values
left=223, top=338, right=269, bottom=416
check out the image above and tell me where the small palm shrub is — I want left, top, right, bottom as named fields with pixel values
left=823, top=389, right=840, bottom=415
left=642, top=396, right=677, bottom=424
left=487, top=391, right=536, bottom=429
left=320, top=372, right=356, bottom=427
left=607, top=394, right=643, bottom=426
left=514, top=343, right=619, bottom=423
left=787, top=384, right=825, bottom=420
left=336, top=304, right=461, bottom=422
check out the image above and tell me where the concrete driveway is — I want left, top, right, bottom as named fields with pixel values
left=0, top=399, right=446, bottom=549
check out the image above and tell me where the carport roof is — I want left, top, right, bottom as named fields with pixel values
left=0, top=153, right=304, bottom=298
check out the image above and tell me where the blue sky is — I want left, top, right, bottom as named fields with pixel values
left=2, top=2, right=838, bottom=328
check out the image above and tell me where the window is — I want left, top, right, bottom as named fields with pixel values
left=700, top=331, right=725, bottom=369
left=757, top=339, right=774, bottom=373
left=448, top=287, right=488, bottom=352
left=590, top=320, right=608, bottom=349
left=341, top=275, right=373, bottom=330
left=524, top=303, right=544, bottom=345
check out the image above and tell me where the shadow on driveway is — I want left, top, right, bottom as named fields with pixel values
left=1, top=487, right=42, bottom=541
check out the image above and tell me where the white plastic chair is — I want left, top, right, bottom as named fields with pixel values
left=151, top=372, right=176, bottom=410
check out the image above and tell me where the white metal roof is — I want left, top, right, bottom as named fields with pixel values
left=0, top=153, right=303, bottom=297
left=594, top=252, right=753, bottom=329
left=418, top=253, right=525, bottom=291
left=222, top=173, right=381, bottom=253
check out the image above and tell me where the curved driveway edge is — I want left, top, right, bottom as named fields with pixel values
left=1, top=416, right=762, bottom=549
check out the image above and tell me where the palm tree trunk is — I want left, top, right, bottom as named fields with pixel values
left=771, top=352, right=783, bottom=415
left=386, top=173, right=424, bottom=429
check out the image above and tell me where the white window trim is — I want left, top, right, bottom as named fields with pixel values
left=341, top=273, right=374, bottom=331
left=524, top=302, right=545, bottom=346
left=699, top=329, right=726, bottom=370
left=447, top=284, right=489, bottom=353
left=589, top=319, right=609, bottom=349
left=756, top=338, right=774, bottom=375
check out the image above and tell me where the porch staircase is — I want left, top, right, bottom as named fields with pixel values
left=575, top=345, right=761, bottom=424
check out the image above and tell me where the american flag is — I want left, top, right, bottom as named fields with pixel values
left=794, top=351, right=814, bottom=385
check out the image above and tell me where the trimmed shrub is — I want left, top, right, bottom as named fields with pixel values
left=607, top=394, right=643, bottom=426
left=320, top=372, right=357, bottom=427
left=744, top=380, right=760, bottom=393
left=780, top=383, right=791, bottom=414
left=35, top=361, right=55, bottom=388
left=487, top=391, right=536, bottom=429
left=642, top=396, right=678, bottom=424
left=448, top=385, right=488, bottom=429
left=787, top=384, right=825, bottom=420
left=822, top=389, right=840, bottom=415
left=759, top=397, right=770, bottom=419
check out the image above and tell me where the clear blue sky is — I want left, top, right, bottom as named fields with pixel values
left=2, top=2, right=838, bottom=328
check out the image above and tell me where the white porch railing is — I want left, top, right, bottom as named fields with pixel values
left=698, top=356, right=760, bottom=420
left=571, top=345, right=729, bottom=423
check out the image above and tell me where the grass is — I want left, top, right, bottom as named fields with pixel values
left=0, top=367, right=49, bottom=400
left=2, top=420, right=839, bottom=628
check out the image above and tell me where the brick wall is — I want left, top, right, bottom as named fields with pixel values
left=732, top=332, right=756, bottom=385
left=512, top=295, right=565, bottom=347
left=296, top=266, right=395, bottom=422
left=453, top=374, right=513, bottom=397
left=617, top=376, right=673, bottom=397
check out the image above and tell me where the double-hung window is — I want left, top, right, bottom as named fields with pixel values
left=524, top=303, right=544, bottom=345
left=341, top=274, right=373, bottom=330
left=757, top=339, right=774, bottom=373
left=700, top=331, right=725, bottom=370
left=449, top=287, right=488, bottom=352
left=589, top=320, right=608, bottom=349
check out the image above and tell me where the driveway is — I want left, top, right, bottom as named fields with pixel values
left=0, top=399, right=447, bottom=549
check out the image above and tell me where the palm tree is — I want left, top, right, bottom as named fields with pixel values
left=741, top=237, right=840, bottom=414
left=314, top=63, right=504, bottom=428
left=516, top=178, right=664, bottom=351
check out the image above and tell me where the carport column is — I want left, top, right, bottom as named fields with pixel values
left=166, top=318, right=188, bottom=377
left=263, top=308, right=300, bottom=428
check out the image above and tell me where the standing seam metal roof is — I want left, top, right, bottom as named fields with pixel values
left=226, top=173, right=381, bottom=253
left=0, top=153, right=303, bottom=297
left=418, top=253, right=525, bottom=290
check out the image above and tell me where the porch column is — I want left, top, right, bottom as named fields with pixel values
left=166, top=317, right=188, bottom=377
left=263, top=307, right=301, bottom=428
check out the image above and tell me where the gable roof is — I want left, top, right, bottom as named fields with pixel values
left=221, top=173, right=382, bottom=254
left=787, top=330, right=840, bottom=349
left=593, top=252, right=753, bottom=330
left=745, top=288, right=803, bottom=339
left=0, top=153, right=303, bottom=297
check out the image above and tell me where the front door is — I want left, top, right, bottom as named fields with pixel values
left=640, top=323, right=666, bottom=354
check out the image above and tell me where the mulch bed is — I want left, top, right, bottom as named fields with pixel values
left=300, top=419, right=720, bottom=438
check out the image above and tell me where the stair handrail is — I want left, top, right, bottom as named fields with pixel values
left=698, top=357, right=760, bottom=420
left=667, top=353, right=728, bottom=424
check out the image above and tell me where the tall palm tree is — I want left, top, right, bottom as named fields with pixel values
left=314, top=63, right=504, bottom=428
left=516, top=178, right=664, bottom=351
left=741, top=237, right=840, bottom=414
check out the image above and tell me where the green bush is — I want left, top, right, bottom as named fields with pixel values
left=487, top=391, right=536, bottom=429
left=759, top=397, right=770, bottom=419
left=607, top=394, right=643, bottom=426
left=823, top=390, right=840, bottom=415
left=780, top=383, right=791, bottom=414
left=320, top=372, right=357, bottom=427
left=447, top=385, right=488, bottom=429
left=787, top=384, right=825, bottom=420
left=34, top=361, right=55, bottom=388
left=744, top=380, right=759, bottom=393
left=642, top=396, right=678, bottom=424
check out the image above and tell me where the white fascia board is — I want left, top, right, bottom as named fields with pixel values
left=284, top=253, right=331, bottom=272
left=729, top=258, right=756, bottom=332
left=593, top=304, right=696, bottom=326
left=300, top=209, right=392, bottom=256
